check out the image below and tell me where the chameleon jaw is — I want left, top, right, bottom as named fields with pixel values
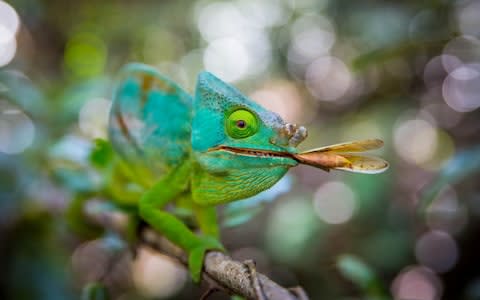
left=208, top=145, right=293, bottom=158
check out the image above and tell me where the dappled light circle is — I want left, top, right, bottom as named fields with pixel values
left=0, top=0, right=20, bottom=44
left=64, top=33, right=107, bottom=78
left=132, top=247, right=187, bottom=299
left=415, top=230, right=459, bottom=273
left=266, top=198, right=319, bottom=263
left=250, top=80, right=315, bottom=124
left=0, top=0, right=19, bottom=67
left=0, top=36, right=16, bottom=67
left=196, top=2, right=247, bottom=42
left=78, top=97, right=111, bottom=139
left=456, top=0, right=480, bottom=37
left=313, top=181, right=356, bottom=224
left=391, top=265, right=443, bottom=300
left=393, top=118, right=437, bottom=165
left=423, top=55, right=448, bottom=88
left=442, top=63, right=480, bottom=112
left=197, top=1, right=272, bottom=80
left=442, top=36, right=480, bottom=73
left=305, top=56, right=352, bottom=102
left=289, top=14, right=335, bottom=63
left=204, top=38, right=249, bottom=82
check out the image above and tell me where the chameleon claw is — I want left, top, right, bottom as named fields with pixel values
left=243, top=259, right=267, bottom=300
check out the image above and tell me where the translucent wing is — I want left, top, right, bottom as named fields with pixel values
left=108, top=63, right=192, bottom=185
left=333, top=154, right=389, bottom=174
left=303, top=139, right=384, bottom=153
left=294, top=139, right=389, bottom=174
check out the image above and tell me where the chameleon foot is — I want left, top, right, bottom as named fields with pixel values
left=243, top=259, right=267, bottom=300
left=288, top=286, right=309, bottom=300
left=188, top=235, right=225, bottom=283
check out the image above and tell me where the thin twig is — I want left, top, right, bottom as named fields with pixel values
left=84, top=200, right=308, bottom=300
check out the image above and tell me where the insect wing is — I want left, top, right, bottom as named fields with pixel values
left=334, top=154, right=389, bottom=174
left=295, top=139, right=388, bottom=174
left=302, top=139, right=384, bottom=154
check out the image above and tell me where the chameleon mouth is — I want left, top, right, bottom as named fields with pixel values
left=210, top=145, right=292, bottom=158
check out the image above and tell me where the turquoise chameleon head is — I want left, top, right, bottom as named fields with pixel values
left=191, top=72, right=307, bottom=206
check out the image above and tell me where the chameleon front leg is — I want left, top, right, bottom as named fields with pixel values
left=138, top=162, right=224, bottom=282
left=193, top=204, right=220, bottom=239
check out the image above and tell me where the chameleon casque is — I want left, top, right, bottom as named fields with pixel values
left=106, top=63, right=388, bottom=283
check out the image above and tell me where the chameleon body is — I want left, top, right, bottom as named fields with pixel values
left=106, top=63, right=388, bottom=282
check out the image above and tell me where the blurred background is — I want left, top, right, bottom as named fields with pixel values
left=1, top=0, right=480, bottom=299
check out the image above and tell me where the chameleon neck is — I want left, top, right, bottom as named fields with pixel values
left=191, top=161, right=289, bottom=206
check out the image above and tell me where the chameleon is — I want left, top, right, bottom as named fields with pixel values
left=104, top=63, right=389, bottom=283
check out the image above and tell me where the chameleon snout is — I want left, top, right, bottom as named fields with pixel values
left=270, top=123, right=308, bottom=147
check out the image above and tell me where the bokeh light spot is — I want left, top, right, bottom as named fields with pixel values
left=196, top=1, right=273, bottom=80
left=0, top=0, right=19, bottom=67
left=236, top=0, right=292, bottom=28
left=0, top=1, right=20, bottom=44
left=442, top=63, right=480, bottom=112
left=250, top=80, right=314, bottom=124
left=391, top=265, right=443, bottom=300
left=290, top=14, right=335, bottom=63
left=393, top=118, right=437, bottom=165
left=0, top=36, right=16, bottom=67
left=204, top=37, right=249, bottom=82
left=79, top=97, right=111, bottom=139
left=287, top=13, right=336, bottom=77
left=313, top=181, right=356, bottom=224
left=423, top=55, right=449, bottom=89
left=442, top=36, right=480, bottom=73
left=305, top=56, right=352, bottom=102
left=266, top=198, right=319, bottom=262
left=415, top=230, right=459, bottom=273
left=196, top=2, right=246, bottom=42
left=132, top=247, right=187, bottom=299
left=457, top=0, right=480, bottom=37
left=64, top=33, right=107, bottom=78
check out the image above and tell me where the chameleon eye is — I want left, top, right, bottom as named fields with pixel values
left=226, top=109, right=259, bottom=139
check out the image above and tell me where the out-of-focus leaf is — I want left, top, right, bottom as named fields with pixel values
left=49, top=135, right=102, bottom=192
left=337, top=254, right=388, bottom=300
left=337, top=255, right=374, bottom=289
left=81, top=282, right=110, bottom=300
left=351, top=38, right=449, bottom=71
left=89, top=139, right=114, bottom=168
left=419, top=145, right=480, bottom=214
left=66, top=195, right=103, bottom=238
left=0, top=70, right=49, bottom=119
left=49, top=135, right=93, bottom=166
left=52, top=168, right=99, bottom=193
left=59, top=78, right=111, bottom=122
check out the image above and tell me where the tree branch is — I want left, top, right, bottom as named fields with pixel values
left=84, top=200, right=308, bottom=300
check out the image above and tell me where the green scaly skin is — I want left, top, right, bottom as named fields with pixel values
left=105, top=63, right=307, bottom=282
